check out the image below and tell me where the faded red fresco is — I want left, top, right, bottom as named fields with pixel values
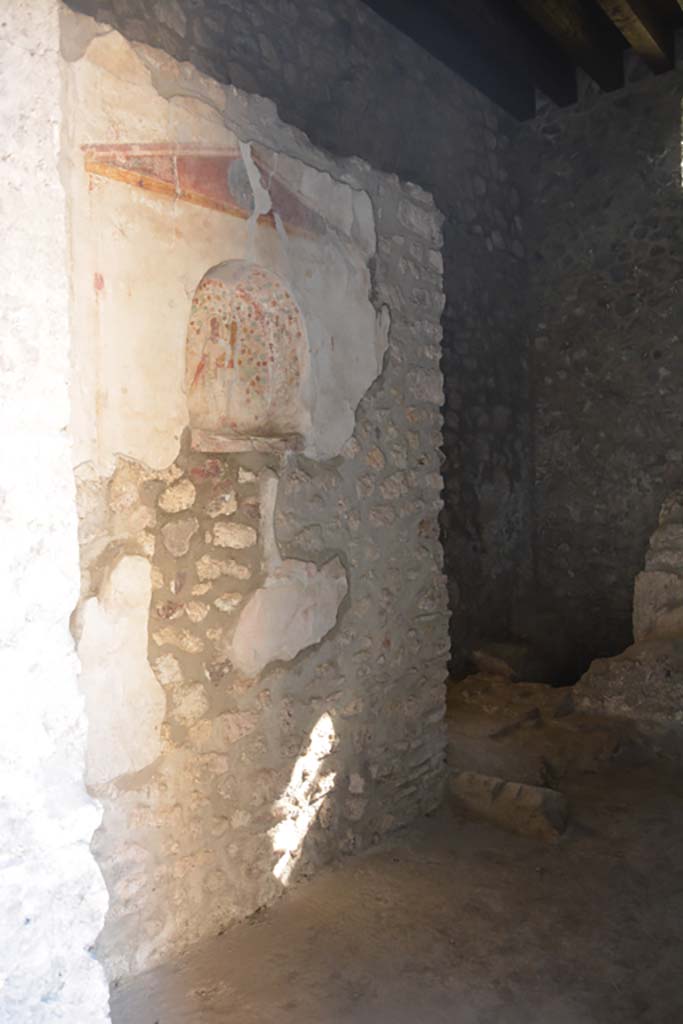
left=82, top=143, right=322, bottom=236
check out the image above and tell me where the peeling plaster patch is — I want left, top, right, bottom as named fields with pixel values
left=62, top=17, right=448, bottom=983
left=230, top=557, right=348, bottom=676
left=260, top=469, right=281, bottom=573
left=79, top=556, right=165, bottom=786
left=239, top=139, right=273, bottom=260
left=59, top=6, right=111, bottom=63
left=228, top=469, right=348, bottom=676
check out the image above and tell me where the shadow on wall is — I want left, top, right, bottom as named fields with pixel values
left=513, top=76, right=683, bottom=684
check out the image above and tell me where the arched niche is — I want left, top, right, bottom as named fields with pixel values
left=186, top=261, right=310, bottom=452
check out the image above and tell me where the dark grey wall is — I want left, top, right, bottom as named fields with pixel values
left=518, top=71, right=683, bottom=681
left=66, top=0, right=532, bottom=673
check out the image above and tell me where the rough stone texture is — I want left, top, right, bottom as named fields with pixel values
left=518, top=69, right=683, bottom=681
left=110, top=762, right=683, bottom=1024
left=575, top=637, right=683, bottom=736
left=64, top=24, right=449, bottom=982
left=0, top=2, right=110, bottom=1020
left=446, top=674, right=632, bottom=786
left=574, top=490, right=683, bottom=741
left=448, top=771, right=569, bottom=841
left=62, top=0, right=531, bottom=674
left=634, top=488, right=683, bottom=642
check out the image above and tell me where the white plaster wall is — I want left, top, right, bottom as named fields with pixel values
left=64, top=30, right=386, bottom=472
left=0, top=2, right=110, bottom=1020
left=62, top=15, right=448, bottom=984
left=79, top=556, right=166, bottom=786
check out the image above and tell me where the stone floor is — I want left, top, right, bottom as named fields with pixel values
left=111, top=760, right=683, bottom=1024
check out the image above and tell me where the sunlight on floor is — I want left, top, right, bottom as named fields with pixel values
left=270, top=712, right=337, bottom=885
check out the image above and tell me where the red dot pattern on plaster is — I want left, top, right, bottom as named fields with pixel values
left=186, top=262, right=308, bottom=440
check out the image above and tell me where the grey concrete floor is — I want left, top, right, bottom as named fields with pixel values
left=111, top=763, right=683, bottom=1024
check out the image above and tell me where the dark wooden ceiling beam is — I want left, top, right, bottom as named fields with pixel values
left=515, top=0, right=625, bottom=92
left=595, top=0, right=674, bottom=70
left=649, top=0, right=683, bottom=22
left=436, top=0, right=578, bottom=108
left=360, top=0, right=537, bottom=119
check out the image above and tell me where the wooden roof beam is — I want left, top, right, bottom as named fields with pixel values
left=516, top=0, right=625, bottom=92
left=436, top=0, right=578, bottom=108
left=595, top=0, right=674, bottom=71
left=648, top=0, right=683, bottom=24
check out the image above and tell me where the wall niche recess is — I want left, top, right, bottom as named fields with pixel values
left=186, top=260, right=310, bottom=453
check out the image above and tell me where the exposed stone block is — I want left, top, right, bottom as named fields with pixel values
left=230, top=558, right=348, bottom=677
left=158, top=479, right=196, bottom=513
left=79, top=556, right=166, bottom=786
left=449, top=771, right=569, bottom=840
left=196, top=554, right=252, bottom=581
left=634, top=571, right=683, bottom=642
left=161, top=516, right=199, bottom=557
left=213, top=522, right=257, bottom=549
left=574, top=636, right=683, bottom=734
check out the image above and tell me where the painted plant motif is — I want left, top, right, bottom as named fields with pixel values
left=186, top=262, right=309, bottom=438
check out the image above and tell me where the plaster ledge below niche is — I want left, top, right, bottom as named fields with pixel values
left=190, top=429, right=304, bottom=454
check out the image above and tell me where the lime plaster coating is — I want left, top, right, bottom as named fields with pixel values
left=78, top=556, right=166, bottom=786
left=0, top=2, right=110, bottom=1020
left=62, top=13, right=448, bottom=985
left=64, top=28, right=388, bottom=473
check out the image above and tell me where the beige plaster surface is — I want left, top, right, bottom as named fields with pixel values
left=65, top=30, right=387, bottom=472
left=63, top=13, right=447, bottom=985
left=78, top=555, right=166, bottom=786
left=0, top=3, right=110, bottom=1020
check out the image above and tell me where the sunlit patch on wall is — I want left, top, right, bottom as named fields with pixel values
left=270, top=713, right=337, bottom=885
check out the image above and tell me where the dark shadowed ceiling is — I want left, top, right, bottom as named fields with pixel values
left=361, top=0, right=683, bottom=118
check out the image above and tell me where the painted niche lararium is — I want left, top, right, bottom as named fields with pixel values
left=187, top=261, right=310, bottom=451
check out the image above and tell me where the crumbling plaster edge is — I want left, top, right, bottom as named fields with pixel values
left=57, top=5, right=445, bottom=265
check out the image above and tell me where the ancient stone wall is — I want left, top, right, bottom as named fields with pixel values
left=0, top=3, right=110, bottom=1021
left=519, top=69, right=683, bottom=681
left=62, top=19, right=449, bottom=980
left=62, top=0, right=531, bottom=674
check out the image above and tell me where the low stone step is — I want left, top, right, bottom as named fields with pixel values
left=448, top=770, right=569, bottom=841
